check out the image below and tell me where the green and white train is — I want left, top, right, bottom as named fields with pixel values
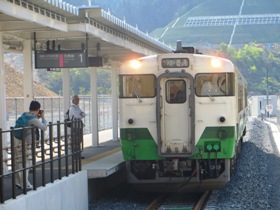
left=119, top=43, right=249, bottom=192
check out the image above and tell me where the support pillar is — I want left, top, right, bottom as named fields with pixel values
left=90, top=67, right=99, bottom=147
left=0, top=32, right=7, bottom=130
left=111, top=64, right=119, bottom=141
left=62, top=68, right=71, bottom=112
left=0, top=32, right=8, bottom=173
left=23, top=40, right=33, bottom=110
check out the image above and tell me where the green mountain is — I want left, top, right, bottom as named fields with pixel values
left=67, top=0, right=280, bottom=48
left=150, top=0, right=280, bottom=48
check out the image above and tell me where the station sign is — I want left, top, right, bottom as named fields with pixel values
left=266, top=104, right=273, bottom=113
left=35, top=50, right=87, bottom=69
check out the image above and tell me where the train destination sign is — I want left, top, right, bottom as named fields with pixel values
left=161, top=58, right=189, bottom=68
left=35, top=50, right=87, bottom=68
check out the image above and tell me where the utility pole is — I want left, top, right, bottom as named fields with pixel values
left=266, top=73, right=270, bottom=118
left=265, top=50, right=269, bottom=118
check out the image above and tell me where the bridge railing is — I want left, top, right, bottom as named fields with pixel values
left=0, top=120, right=83, bottom=203
left=6, top=95, right=113, bottom=136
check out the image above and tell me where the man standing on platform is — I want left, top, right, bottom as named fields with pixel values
left=69, top=95, right=86, bottom=159
left=14, top=100, right=47, bottom=190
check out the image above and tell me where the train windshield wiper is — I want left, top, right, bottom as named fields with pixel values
left=132, top=78, right=142, bottom=103
left=207, top=89, right=215, bottom=101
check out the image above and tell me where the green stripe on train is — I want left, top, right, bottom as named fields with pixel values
left=190, top=126, right=236, bottom=159
left=120, top=128, right=164, bottom=160
left=120, top=127, right=237, bottom=160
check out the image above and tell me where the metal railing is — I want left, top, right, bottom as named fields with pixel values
left=5, top=0, right=78, bottom=22
left=0, top=120, right=83, bottom=203
left=101, top=9, right=172, bottom=51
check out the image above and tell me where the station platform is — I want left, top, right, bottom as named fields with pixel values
left=264, top=117, right=280, bottom=152
left=80, top=130, right=126, bottom=201
left=81, top=129, right=125, bottom=179
left=81, top=129, right=121, bottom=160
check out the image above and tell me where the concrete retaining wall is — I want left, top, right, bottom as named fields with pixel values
left=0, top=171, right=88, bottom=210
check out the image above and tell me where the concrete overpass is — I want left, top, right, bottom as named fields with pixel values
left=0, top=0, right=173, bottom=146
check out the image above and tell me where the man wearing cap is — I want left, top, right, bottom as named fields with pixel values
left=14, top=100, right=47, bottom=190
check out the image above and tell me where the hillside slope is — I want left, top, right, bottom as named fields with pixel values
left=67, top=0, right=200, bottom=32
left=150, top=0, right=280, bottom=48
left=5, top=62, right=57, bottom=97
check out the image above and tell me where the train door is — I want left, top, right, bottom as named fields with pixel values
left=157, top=74, right=195, bottom=157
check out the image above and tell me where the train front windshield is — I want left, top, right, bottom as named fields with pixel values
left=195, top=73, right=235, bottom=97
left=119, top=74, right=156, bottom=98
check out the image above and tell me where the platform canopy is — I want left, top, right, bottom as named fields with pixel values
left=0, top=0, right=172, bottom=64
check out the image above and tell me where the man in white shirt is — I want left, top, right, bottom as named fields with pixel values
left=69, top=95, right=86, bottom=159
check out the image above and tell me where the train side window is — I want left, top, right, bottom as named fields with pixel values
left=119, top=74, right=156, bottom=98
left=166, top=80, right=186, bottom=103
left=195, top=73, right=234, bottom=97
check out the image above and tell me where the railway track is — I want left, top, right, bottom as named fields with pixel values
left=146, top=190, right=212, bottom=210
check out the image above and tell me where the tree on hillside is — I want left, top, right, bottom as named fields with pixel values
left=44, top=68, right=111, bottom=95
left=217, top=43, right=280, bottom=95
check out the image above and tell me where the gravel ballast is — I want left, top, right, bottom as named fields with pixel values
left=208, top=117, right=280, bottom=209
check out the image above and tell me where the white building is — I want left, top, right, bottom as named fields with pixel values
left=249, top=95, right=277, bottom=117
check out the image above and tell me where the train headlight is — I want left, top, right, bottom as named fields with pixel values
left=128, top=118, right=135, bottom=125
left=129, top=60, right=141, bottom=69
left=206, top=144, right=213, bottom=151
left=219, top=116, right=226, bottom=123
left=211, top=58, right=221, bottom=68
left=213, top=144, right=220, bottom=151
